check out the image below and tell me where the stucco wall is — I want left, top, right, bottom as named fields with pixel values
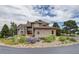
left=32, top=23, right=48, bottom=27
left=17, top=29, right=27, bottom=35
left=34, top=29, right=52, bottom=38
left=33, top=23, right=40, bottom=27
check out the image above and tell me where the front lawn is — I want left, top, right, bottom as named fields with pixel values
left=42, top=35, right=77, bottom=43
left=0, top=35, right=78, bottom=48
left=0, top=35, right=27, bottom=45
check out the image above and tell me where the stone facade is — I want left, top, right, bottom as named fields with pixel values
left=34, top=29, right=52, bottom=38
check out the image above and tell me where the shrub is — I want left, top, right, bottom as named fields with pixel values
left=59, top=36, right=76, bottom=43
left=18, top=36, right=26, bottom=43
left=13, top=35, right=27, bottom=44
left=69, top=37, right=76, bottom=42
left=6, top=35, right=27, bottom=44
left=41, top=37, right=46, bottom=40
left=43, top=35, right=56, bottom=43
left=0, top=34, right=2, bottom=38
left=0, top=35, right=27, bottom=45
left=59, top=36, right=67, bottom=42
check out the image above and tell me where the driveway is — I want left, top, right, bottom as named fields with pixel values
left=0, top=44, right=79, bottom=54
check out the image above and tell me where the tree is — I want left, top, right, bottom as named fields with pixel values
left=53, top=22, right=60, bottom=28
left=10, top=22, right=17, bottom=36
left=63, top=20, right=78, bottom=35
left=1, top=24, right=10, bottom=38
left=53, top=22, right=61, bottom=36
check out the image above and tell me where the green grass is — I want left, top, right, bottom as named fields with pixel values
left=1, top=39, right=14, bottom=45
left=58, top=36, right=76, bottom=43
left=43, top=35, right=56, bottom=43
left=0, top=35, right=77, bottom=45
left=0, top=35, right=27, bottom=45
left=11, top=35, right=27, bottom=44
left=42, top=35, right=77, bottom=43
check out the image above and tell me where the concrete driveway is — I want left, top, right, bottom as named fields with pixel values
left=0, top=44, right=79, bottom=54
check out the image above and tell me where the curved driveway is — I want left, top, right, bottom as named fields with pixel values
left=0, top=44, right=79, bottom=54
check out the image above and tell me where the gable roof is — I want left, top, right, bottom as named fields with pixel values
left=31, top=20, right=49, bottom=24
left=17, top=20, right=50, bottom=29
left=17, top=24, right=27, bottom=30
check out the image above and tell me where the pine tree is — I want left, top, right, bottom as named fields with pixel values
left=10, top=22, right=17, bottom=36
left=53, top=22, right=61, bottom=36
left=53, top=22, right=60, bottom=28
left=1, top=24, right=10, bottom=38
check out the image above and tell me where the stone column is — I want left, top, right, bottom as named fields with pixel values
left=53, top=30, right=56, bottom=36
left=26, top=28, right=27, bottom=36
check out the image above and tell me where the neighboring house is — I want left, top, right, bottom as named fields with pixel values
left=17, top=20, right=58, bottom=38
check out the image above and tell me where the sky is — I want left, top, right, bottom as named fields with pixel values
left=0, top=5, right=79, bottom=30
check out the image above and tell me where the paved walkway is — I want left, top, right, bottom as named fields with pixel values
left=0, top=44, right=79, bottom=54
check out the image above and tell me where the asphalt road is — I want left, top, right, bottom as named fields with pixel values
left=0, top=44, right=79, bottom=54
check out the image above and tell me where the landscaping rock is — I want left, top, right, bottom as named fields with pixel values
left=27, top=37, right=40, bottom=44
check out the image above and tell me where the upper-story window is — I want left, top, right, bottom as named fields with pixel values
left=42, top=24, right=47, bottom=26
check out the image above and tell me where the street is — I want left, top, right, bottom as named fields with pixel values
left=0, top=44, right=79, bottom=54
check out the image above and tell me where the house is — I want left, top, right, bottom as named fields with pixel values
left=17, top=20, right=58, bottom=38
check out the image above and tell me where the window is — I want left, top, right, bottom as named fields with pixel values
left=52, top=31, right=53, bottom=34
left=21, top=31, right=23, bottom=34
left=43, top=24, right=46, bottom=26
left=37, top=31, right=40, bottom=34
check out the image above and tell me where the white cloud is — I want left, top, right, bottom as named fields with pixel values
left=0, top=5, right=79, bottom=30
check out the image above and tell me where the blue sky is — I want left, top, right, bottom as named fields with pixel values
left=0, top=5, right=79, bottom=30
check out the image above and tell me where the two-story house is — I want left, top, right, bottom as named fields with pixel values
left=17, top=20, right=58, bottom=38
